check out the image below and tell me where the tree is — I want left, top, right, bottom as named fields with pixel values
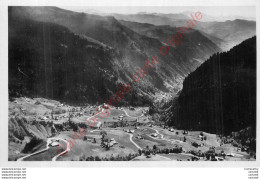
left=105, top=144, right=110, bottom=151
left=100, top=131, right=107, bottom=140
left=94, top=156, right=101, bottom=161
left=144, top=151, right=150, bottom=157
left=153, top=145, right=157, bottom=154
left=89, top=156, right=94, bottom=161
left=138, top=149, right=142, bottom=156
left=22, top=137, right=43, bottom=153
left=165, top=148, right=169, bottom=154
left=100, top=131, right=107, bottom=145
left=51, top=110, right=54, bottom=120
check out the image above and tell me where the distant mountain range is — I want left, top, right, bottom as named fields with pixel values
left=113, top=13, right=256, bottom=51
left=194, top=19, right=256, bottom=50
left=9, top=6, right=221, bottom=105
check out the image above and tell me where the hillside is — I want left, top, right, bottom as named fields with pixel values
left=114, top=13, right=256, bottom=51
left=120, top=20, right=221, bottom=65
left=9, top=14, right=128, bottom=105
left=166, top=37, right=256, bottom=138
left=9, top=6, right=220, bottom=104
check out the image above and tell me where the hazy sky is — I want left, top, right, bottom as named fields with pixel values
left=60, top=6, right=256, bottom=19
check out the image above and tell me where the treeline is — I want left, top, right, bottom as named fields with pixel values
left=79, top=153, right=139, bottom=161
left=138, top=145, right=183, bottom=156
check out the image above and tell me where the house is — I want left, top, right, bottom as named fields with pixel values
left=182, top=130, right=188, bottom=135
left=226, top=153, right=235, bottom=157
left=126, top=129, right=134, bottom=133
left=151, top=133, right=158, bottom=137
left=49, top=141, right=59, bottom=147
left=96, top=122, right=102, bottom=129
left=103, top=103, right=109, bottom=109
left=129, top=107, right=135, bottom=110
left=216, top=157, right=224, bottom=161
left=118, top=114, right=124, bottom=121
left=136, top=135, right=144, bottom=139
left=110, top=140, right=118, bottom=146
left=130, top=130, right=135, bottom=133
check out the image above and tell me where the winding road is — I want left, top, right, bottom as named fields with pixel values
left=127, top=133, right=142, bottom=150
left=118, top=109, right=173, bottom=161
left=121, top=109, right=132, bottom=118
left=126, top=129, right=172, bottom=160
left=17, top=138, right=52, bottom=161
left=51, top=138, right=70, bottom=161
left=17, top=137, right=70, bottom=161
left=18, top=107, right=142, bottom=161
left=120, top=108, right=143, bottom=118
left=150, top=127, right=164, bottom=139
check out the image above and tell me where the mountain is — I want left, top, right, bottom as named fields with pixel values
left=113, top=13, right=256, bottom=51
left=9, top=6, right=220, bottom=105
left=181, top=12, right=256, bottom=22
left=194, top=19, right=256, bottom=50
left=120, top=20, right=220, bottom=56
left=166, top=37, right=256, bottom=136
left=8, top=14, right=126, bottom=105
left=111, top=13, right=177, bottom=26
left=120, top=20, right=222, bottom=71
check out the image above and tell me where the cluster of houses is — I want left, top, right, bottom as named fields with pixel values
left=161, top=126, right=176, bottom=132
left=101, top=138, right=118, bottom=148
left=37, top=104, right=102, bottom=122
left=123, top=129, right=135, bottom=133
left=136, top=134, right=144, bottom=140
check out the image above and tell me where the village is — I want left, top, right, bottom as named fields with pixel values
left=8, top=97, right=255, bottom=161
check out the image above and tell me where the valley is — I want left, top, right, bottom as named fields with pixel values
left=8, top=6, right=256, bottom=162
left=9, top=97, right=255, bottom=161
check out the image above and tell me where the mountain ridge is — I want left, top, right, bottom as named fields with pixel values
left=165, top=36, right=256, bottom=137
left=9, top=6, right=221, bottom=105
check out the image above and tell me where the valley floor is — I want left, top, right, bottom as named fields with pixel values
left=8, top=97, right=255, bottom=161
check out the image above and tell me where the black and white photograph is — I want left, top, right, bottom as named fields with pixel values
left=0, top=0, right=260, bottom=178
left=7, top=5, right=257, bottom=162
